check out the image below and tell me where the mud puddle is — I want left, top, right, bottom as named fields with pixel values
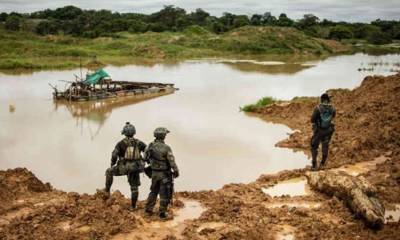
left=333, top=156, right=388, bottom=176
left=262, top=177, right=311, bottom=197
left=113, top=199, right=205, bottom=240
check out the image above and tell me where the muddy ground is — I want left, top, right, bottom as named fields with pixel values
left=1, top=73, right=399, bottom=239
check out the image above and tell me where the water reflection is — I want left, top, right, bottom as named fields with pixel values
left=222, top=62, right=313, bottom=74
left=53, top=91, right=175, bottom=139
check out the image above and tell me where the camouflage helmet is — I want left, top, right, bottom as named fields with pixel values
left=154, top=127, right=170, bottom=139
left=121, top=122, right=136, bottom=137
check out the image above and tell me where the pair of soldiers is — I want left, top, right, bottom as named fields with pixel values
left=310, top=93, right=336, bottom=171
left=104, top=123, right=179, bottom=219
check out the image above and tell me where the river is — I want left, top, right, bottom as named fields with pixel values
left=0, top=53, right=398, bottom=198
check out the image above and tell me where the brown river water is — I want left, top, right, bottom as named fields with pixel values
left=0, top=53, right=399, bottom=199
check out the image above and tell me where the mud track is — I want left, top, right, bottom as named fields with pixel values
left=1, top=73, right=400, bottom=239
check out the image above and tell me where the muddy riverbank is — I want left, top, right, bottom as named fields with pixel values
left=1, top=73, right=399, bottom=239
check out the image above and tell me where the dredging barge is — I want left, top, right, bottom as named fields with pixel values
left=52, top=68, right=177, bottom=102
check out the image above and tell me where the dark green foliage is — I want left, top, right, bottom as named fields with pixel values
left=277, top=13, right=294, bottom=27
left=329, top=25, right=353, bottom=40
left=233, top=15, right=250, bottom=28
left=5, top=15, right=21, bottom=31
left=241, top=97, right=277, bottom=112
left=2, top=5, right=399, bottom=45
left=250, top=14, right=263, bottom=26
left=36, top=20, right=60, bottom=35
left=0, top=12, right=8, bottom=22
left=368, top=30, right=392, bottom=45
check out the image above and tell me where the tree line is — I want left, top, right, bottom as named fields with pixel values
left=1, top=5, right=399, bottom=44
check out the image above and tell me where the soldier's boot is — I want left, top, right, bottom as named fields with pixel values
left=159, top=211, right=168, bottom=220
left=311, top=149, right=318, bottom=171
left=105, top=169, right=113, bottom=193
left=320, top=140, right=329, bottom=170
left=130, top=187, right=139, bottom=210
left=320, top=154, right=328, bottom=169
left=145, top=192, right=158, bottom=215
left=159, top=198, right=170, bottom=220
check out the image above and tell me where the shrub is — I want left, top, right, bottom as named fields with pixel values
left=241, top=97, right=276, bottom=112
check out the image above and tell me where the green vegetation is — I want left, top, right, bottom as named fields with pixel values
left=0, top=24, right=347, bottom=70
left=2, top=5, right=400, bottom=43
left=1, top=5, right=400, bottom=70
left=241, top=97, right=277, bottom=112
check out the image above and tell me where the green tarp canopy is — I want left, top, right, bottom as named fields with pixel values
left=82, top=68, right=110, bottom=85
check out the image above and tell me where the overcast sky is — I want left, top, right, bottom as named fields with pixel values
left=1, top=0, right=399, bottom=22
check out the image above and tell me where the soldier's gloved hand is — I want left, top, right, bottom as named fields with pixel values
left=173, top=171, right=179, bottom=178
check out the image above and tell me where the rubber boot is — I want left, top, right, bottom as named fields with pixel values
left=311, top=152, right=318, bottom=171
left=105, top=176, right=113, bottom=193
left=159, top=211, right=168, bottom=220
left=320, top=155, right=328, bottom=170
left=131, top=192, right=138, bottom=210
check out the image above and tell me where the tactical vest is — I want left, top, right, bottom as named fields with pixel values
left=148, top=141, right=170, bottom=171
left=123, top=137, right=141, bottom=161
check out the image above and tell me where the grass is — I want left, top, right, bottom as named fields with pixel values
left=0, top=25, right=353, bottom=70
left=241, top=97, right=277, bottom=112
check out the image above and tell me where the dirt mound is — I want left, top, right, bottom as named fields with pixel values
left=0, top=168, right=51, bottom=213
left=255, top=73, right=400, bottom=168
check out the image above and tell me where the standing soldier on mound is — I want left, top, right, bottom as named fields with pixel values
left=311, top=93, right=336, bottom=171
left=104, top=122, right=146, bottom=209
left=144, top=127, right=179, bottom=219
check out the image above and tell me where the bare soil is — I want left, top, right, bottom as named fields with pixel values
left=1, top=73, right=399, bottom=239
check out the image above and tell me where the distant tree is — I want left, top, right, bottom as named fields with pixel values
left=233, top=15, right=250, bottom=28
left=5, top=15, right=22, bottom=31
left=353, top=24, right=380, bottom=39
left=250, top=14, right=262, bottom=26
left=52, top=6, right=83, bottom=20
left=320, top=19, right=334, bottom=27
left=149, top=5, right=187, bottom=31
left=211, top=21, right=226, bottom=34
left=188, top=8, right=210, bottom=25
left=392, top=25, right=400, bottom=40
left=110, top=18, right=129, bottom=32
left=368, top=30, right=392, bottom=44
left=220, top=12, right=235, bottom=29
left=262, top=12, right=277, bottom=25
left=148, top=22, right=167, bottom=32
left=0, top=12, right=8, bottom=22
left=297, top=14, right=319, bottom=29
left=128, top=20, right=147, bottom=33
left=277, top=13, right=293, bottom=27
left=36, top=20, right=60, bottom=35
left=329, top=25, right=353, bottom=40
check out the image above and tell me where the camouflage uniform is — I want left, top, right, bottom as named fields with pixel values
left=105, top=123, right=146, bottom=208
left=310, top=102, right=336, bottom=169
left=145, top=128, right=179, bottom=217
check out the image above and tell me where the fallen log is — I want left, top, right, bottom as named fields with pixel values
left=306, top=170, right=385, bottom=228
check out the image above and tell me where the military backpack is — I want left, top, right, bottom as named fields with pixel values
left=318, top=105, right=333, bottom=129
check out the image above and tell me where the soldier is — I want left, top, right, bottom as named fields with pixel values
left=105, top=122, right=146, bottom=209
left=310, top=93, right=336, bottom=170
left=144, top=127, right=179, bottom=219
